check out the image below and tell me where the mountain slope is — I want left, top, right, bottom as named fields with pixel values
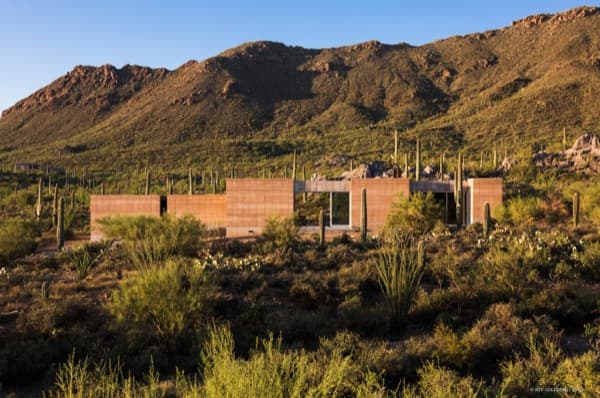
left=1, top=6, right=600, bottom=173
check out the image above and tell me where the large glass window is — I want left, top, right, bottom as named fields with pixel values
left=330, top=192, right=350, bottom=226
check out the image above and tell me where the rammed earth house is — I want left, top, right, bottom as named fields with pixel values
left=90, top=177, right=502, bottom=240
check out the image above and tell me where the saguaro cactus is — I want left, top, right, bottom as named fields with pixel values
left=36, top=178, right=42, bottom=220
left=292, top=150, right=297, bottom=180
left=145, top=169, right=150, bottom=195
left=100, top=183, right=105, bottom=195
left=394, top=130, right=399, bottom=166
left=415, top=139, right=421, bottom=181
left=302, top=166, right=307, bottom=203
left=51, top=185, right=58, bottom=227
left=483, top=202, right=491, bottom=237
left=454, top=153, right=463, bottom=229
left=404, top=153, right=409, bottom=178
left=57, top=197, right=64, bottom=250
left=573, top=191, right=580, bottom=227
left=319, top=209, right=325, bottom=247
left=189, top=168, right=194, bottom=195
left=439, top=152, right=445, bottom=181
left=361, top=188, right=367, bottom=242
left=41, top=280, right=50, bottom=300
left=562, top=127, right=567, bottom=152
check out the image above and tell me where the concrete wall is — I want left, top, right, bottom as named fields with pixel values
left=350, top=178, right=410, bottom=233
left=166, top=195, right=226, bottom=229
left=225, top=178, right=294, bottom=237
left=467, top=178, right=503, bottom=223
left=90, top=195, right=162, bottom=241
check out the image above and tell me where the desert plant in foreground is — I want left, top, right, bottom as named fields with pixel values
left=69, top=246, right=99, bottom=280
left=201, top=323, right=386, bottom=398
left=385, top=192, right=443, bottom=236
left=375, top=233, right=425, bottom=328
left=108, top=259, right=209, bottom=343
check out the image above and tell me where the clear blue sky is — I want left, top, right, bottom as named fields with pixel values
left=0, top=1, right=594, bottom=112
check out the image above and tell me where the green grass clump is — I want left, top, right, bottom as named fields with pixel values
left=68, top=245, right=99, bottom=280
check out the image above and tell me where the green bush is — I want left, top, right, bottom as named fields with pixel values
left=401, top=362, right=486, bottom=398
left=386, top=192, right=443, bottom=236
left=201, top=324, right=386, bottom=398
left=0, top=219, right=37, bottom=264
left=107, top=259, right=210, bottom=344
left=99, top=215, right=205, bottom=270
left=497, top=196, right=544, bottom=225
left=500, top=333, right=600, bottom=397
left=261, top=216, right=298, bottom=250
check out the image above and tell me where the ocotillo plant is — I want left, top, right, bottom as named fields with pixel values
left=51, top=185, right=58, bottom=227
left=415, top=139, right=421, bottom=181
left=361, top=188, right=367, bottom=242
left=145, top=169, right=150, bottom=195
left=573, top=191, right=580, bottom=227
left=57, top=197, right=64, bottom=250
left=483, top=202, right=491, bottom=237
left=454, top=153, right=463, bottom=229
left=189, top=168, right=193, bottom=195
left=319, top=209, right=325, bottom=247
left=36, top=178, right=42, bottom=220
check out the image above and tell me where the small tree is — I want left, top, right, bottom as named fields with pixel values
left=386, top=192, right=443, bottom=236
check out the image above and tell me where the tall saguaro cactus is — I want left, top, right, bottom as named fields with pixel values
left=36, top=178, right=42, bottom=220
left=51, top=185, right=58, bottom=227
left=415, top=139, right=421, bottom=182
left=454, top=153, right=463, bottom=229
left=483, top=202, right=491, bottom=237
left=57, top=197, right=64, bottom=250
left=562, top=127, right=567, bottom=152
left=361, top=188, right=367, bottom=242
left=189, top=168, right=194, bottom=195
left=292, top=150, right=297, bottom=180
left=319, top=209, right=325, bottom=247
left=573, top=191, right=580, bottom=227
left=145, top=169, right=150, bottom=195
left=394, top=130, right=399, bottom=166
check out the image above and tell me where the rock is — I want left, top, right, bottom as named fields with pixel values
left=501, top=156, right=517, bottom=172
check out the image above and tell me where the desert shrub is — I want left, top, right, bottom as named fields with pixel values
left=563, top=179, right=600, bottom=229
left=107, top=259, right=210, bottom=344
left=68, top=245, right=99, bottom=280
left=401, top=362, right=485, bottom=398
left=578, top=241, right=600, bottom=280
left=201, top=324, right=386, bottom=398
left=497, top=196, right=544, bottom=225
left=260, top=215, right=299, bottom=254
left=99, top=215, right=205, bottom=270
left=0, top=219, right=37, bottom=264
left=375, top=234, right=425, bottom=328
left=500, top=333, right=600, bottom=397
left=386, top=192, right=443, bottom=236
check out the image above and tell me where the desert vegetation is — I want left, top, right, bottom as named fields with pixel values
left=0, top=137, right=599, bottom=398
